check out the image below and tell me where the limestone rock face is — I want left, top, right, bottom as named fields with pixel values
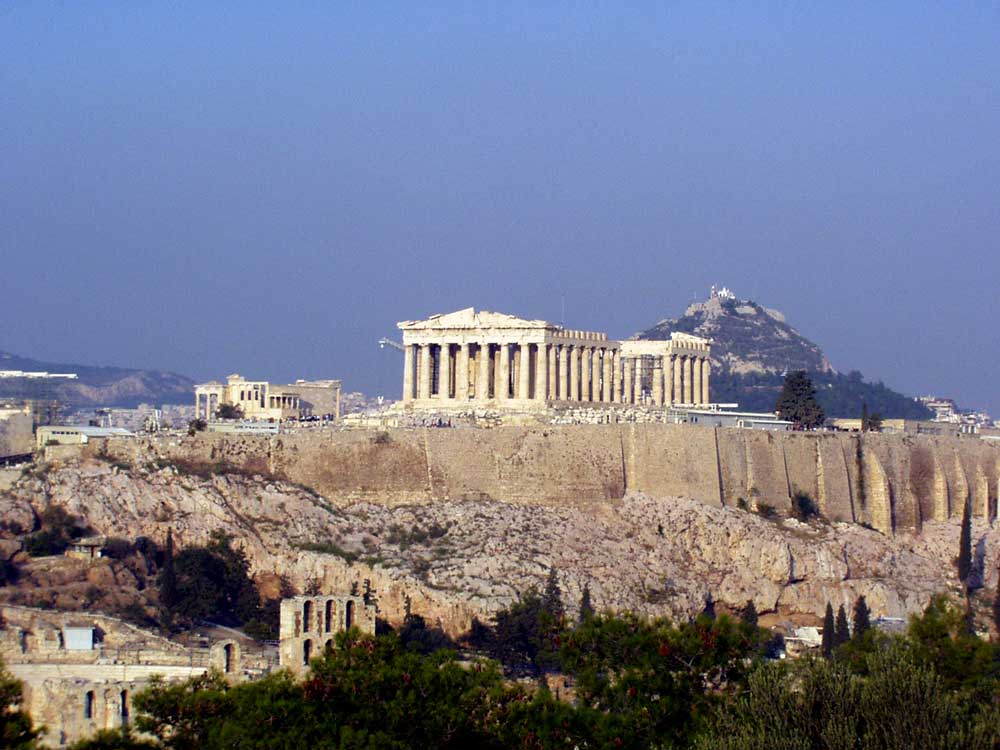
left=1, top=458, right=991, bottom=635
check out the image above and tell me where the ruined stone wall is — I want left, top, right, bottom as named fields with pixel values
left=92, top=426, right=1000, bottom=535
left=0, top=414, right=33, bottom=459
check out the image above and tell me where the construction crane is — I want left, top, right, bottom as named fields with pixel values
left=378, top=338, right=404, bottom=353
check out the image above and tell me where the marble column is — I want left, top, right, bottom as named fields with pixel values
left=623, top=357, right=633, bottom=405
left=535, top=344, right=548, bottom=401
left=499, top=344, right=511, bottom=400
left=402, top=345, right=415, bottom=402
left=590, top=346, right=604, bottom=401
left=512, top=347, right=520, bottom=398
left=418, top=344, right=431, bottom=400
left=439, top=344, right=452, bottom=400
left=610, top=351, right=620, bottom=403
left=581, top=348, right=592, bottom=402
left=693, top=355, right=703, bottom=405
left=456, top=344, right=469, bottom=401
left=547, top=343, right=557, bottom=399
left=493, top=346, right=501, bottom=398
left=570, top=346, right=580, bottom=401
left=601, top=349, right=615, bottom=404
left=633, top=357, right=643, bottom=404
left=558, top=345, right=569, bottom=400
left=684, top=356, right=694, bottom=404
left=664, top=354, right=673, bottom=405
left=672, top=355, right=682, bottom=406
left=652, top=357, right=664, bottom=406
left=477, top=343, right=491, bottom=400
left=701, top=358, right=711, bottom=405
left=518, top=344, right=531, bottom=400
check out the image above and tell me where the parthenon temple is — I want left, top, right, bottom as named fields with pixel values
left=397, top=308, right=712, bottom=408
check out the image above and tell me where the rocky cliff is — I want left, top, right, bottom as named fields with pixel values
left=3, top=425, right=998, bottom=634
left=1, top=458, right=994, bottom=637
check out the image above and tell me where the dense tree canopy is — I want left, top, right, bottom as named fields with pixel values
left=0, top=660, right=39, bottom=750
left=157, top=531, right=275, bottom=639
left=775, top=370, right=826, bottom=428
left=31, top=595, right=1000, bottom=750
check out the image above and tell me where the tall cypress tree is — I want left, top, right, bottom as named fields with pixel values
left=701, top=593, right=717, bottom=621
left=741, top=599, right=758, bottom=627
left=158, top=529, right=178, bottom=616
left=861, top=401, right=870, bottom=432
left=993, top=585, right=1000, bottom=637
left=958, top=495, right=973, bottom=586
left=852, top=595, right=871, bottom=639
left=821, top=602, right=836, bottom=657
left=541, top=566, right=564, bottom=621
left=578, top=583, right=595, bottom=623
left=835, top=604, right=850, bottom=646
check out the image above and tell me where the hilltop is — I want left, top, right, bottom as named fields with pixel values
left=636, top=291, right=931, bottom=419
left=0, top=351, right=194, bottom=408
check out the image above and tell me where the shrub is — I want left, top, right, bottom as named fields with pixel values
left=791, top=491, right=820, bottom=521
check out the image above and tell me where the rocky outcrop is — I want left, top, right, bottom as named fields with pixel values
left=2, top=457, right=994, bottom=635
left=636, top=294, right=834, bottom=376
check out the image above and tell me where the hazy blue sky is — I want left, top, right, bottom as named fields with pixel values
left=3, top=4, right=999, bottom=411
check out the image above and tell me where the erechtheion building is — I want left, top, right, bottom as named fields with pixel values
left=397, top=308, right=711, bottom=408
left=194, top=374, right=341, bottom=422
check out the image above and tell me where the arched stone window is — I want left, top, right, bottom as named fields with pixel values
left=303, top=601, right=313, bottom=632
left=325, top=600, right=334, bottom=633
left=223, top=643, right=233, bottom=673
left=120, top=690, right=129, bottom=721
left=84, top=691, right=95, bottom=720
left=302, top=639, right=312, bottom=666
left=324, top=638, right=333, bottom=652
left=345, top=600, right=354, bottom=629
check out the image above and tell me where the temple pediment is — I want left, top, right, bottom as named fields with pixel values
left=397, top=307, right=555, bottom=331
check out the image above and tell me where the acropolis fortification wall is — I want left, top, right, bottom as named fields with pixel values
left=89, top=425, right=1000, bottom=535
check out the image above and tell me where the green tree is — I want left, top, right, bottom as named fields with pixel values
left=541, top=566, right=564, bottom=621
left=853, top=595, right=872, bottom=639
left=958, top=495, right=973, bottom=586
left=993, top=588, right=1000, bottom=638
left=907, top=594, right=1000, bottom=698
left=740, top=599, right=758, bottom=627
left=68, top=727, right=157, bottom=749
left=0, top=658, right=40, bottom=749
left=158, top=529, right=178, bottom=617
left=559, top=612, right=767, bottom=748
left=488, top=589, right=545, bottom=675
left=135, top=633, right=517, bottom=750
left=578, top=583, right=595, bottom=623
left=701, top=593, right=717, bottom=621
left=158, top=531, right=271, bottom=636
left=215, top=403, right=243, bottom=420
left=774, top=370, right=825, bottom=429
left=695, top=644, right=1000, bottom=750
left=835, top=604, right=851, bottom=646
left=821, top=602, right=836, bottom=658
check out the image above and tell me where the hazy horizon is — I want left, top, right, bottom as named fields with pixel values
left=3, top=4, right=999, bottom=412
